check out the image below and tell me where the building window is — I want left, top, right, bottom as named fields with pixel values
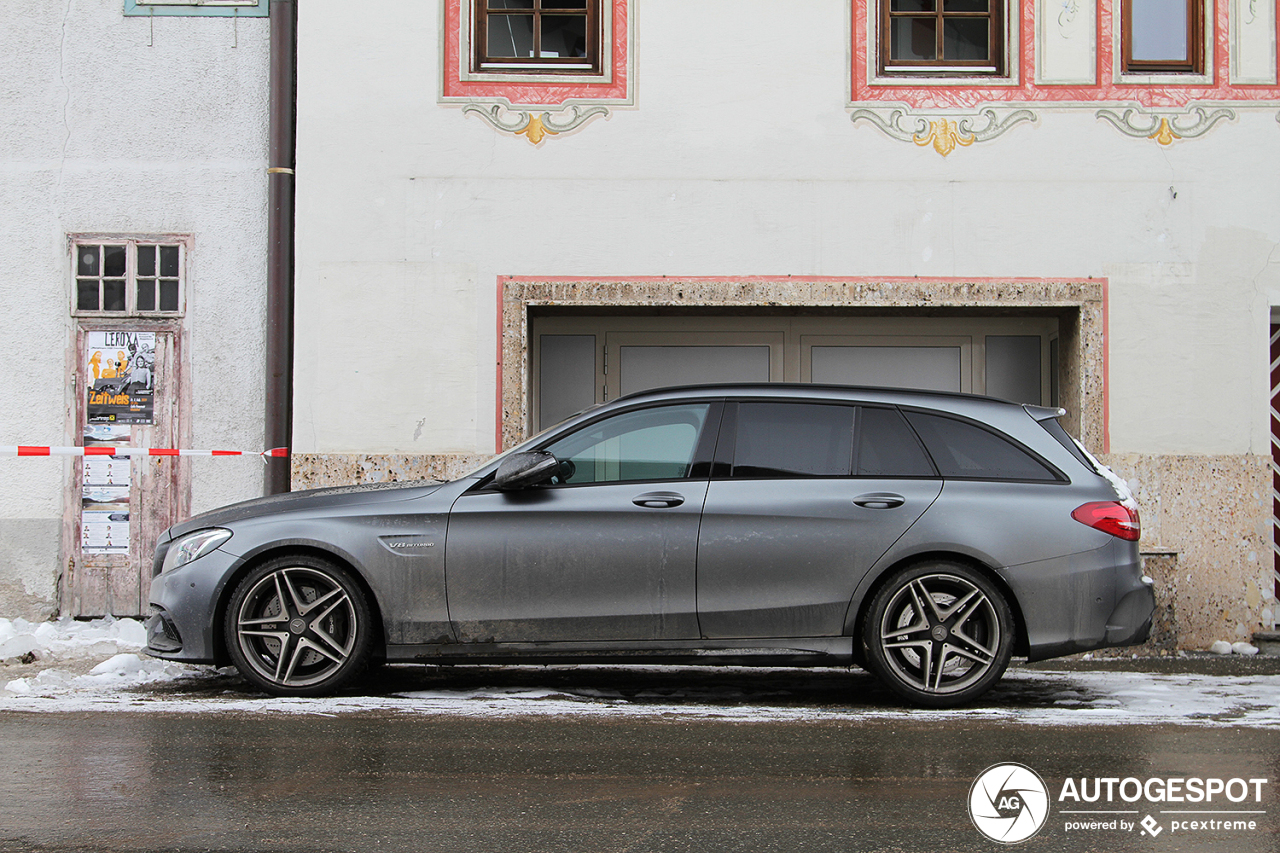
left=1122, top=0, right=1204, bottom=73
left=881, top=0, right=1004, bottom=74
left=473, top=0, right=601, bottom=74
left=74, top=241, right=184, bottom=316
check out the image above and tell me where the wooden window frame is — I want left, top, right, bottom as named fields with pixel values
left=880, top=0, right=1005, bottom=75
left=473, top=0, right=602, bottom=75
left=1121, top=0, right=1204, bottom=74
left=71, top=239, right=186, bottom=318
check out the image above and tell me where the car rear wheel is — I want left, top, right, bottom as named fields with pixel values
left=862, top=561, right=1013, bottom=708
left=225, top=555, right=373, bottom=696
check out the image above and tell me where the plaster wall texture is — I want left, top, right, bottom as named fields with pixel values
left=294, top=0, right=1280, bottom=460
left=0, top=0, right=270, bottom=617
left=289, top=0, right=1280, bottom=648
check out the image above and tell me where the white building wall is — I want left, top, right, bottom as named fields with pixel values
left=0, top=1, right=270, bottom=618
left=291, top=0, right=1279, bottom=646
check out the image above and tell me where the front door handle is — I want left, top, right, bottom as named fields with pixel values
left=853, top=492, right=905, bottom=509
left=633, top=491, right=685, bottom=508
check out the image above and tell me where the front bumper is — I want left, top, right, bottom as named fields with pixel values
left=143, top=544, right=242, bottom=664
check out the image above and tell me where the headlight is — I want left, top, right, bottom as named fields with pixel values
left=161, top=528, right=231, bottom=573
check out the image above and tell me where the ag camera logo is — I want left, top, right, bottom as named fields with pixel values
left=969, top=763, right=1051, bottom=843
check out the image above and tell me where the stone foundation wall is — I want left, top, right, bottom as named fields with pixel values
left=292, top=450, right=1278, bottom=652
left=1099, top=453, right=1276, bottom=649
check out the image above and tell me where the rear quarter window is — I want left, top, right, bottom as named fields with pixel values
left=903, top=410, right=1061, bottom=482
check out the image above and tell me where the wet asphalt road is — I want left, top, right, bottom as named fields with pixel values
left=0, top=664, right=1276, bottom=853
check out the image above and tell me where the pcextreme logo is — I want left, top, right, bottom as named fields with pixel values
left=968, top=764, right=1271, bottom=844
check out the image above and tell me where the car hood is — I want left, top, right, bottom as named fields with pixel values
left=164, top=480, right=447, bottom=540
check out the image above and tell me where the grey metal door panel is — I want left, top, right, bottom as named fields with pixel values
left=445, top=482, right=707, bottom=643
left=696, top=479, right=942, bottom=638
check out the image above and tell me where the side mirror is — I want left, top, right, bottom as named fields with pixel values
left=492, top=451, right=561, bottom=491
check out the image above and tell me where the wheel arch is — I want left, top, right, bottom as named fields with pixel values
left=848, top=551, right=1030, bottom=659
left=211, top=544, right=388, bottom=668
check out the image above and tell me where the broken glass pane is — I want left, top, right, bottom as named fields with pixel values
left=78, top=246, right=99, bottom=276
left=488, top=14, right=534, bottom=57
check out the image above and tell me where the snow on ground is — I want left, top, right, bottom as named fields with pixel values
left=1, top=617, right=1277, bottom=727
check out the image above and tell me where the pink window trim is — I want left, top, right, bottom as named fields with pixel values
left=443, top=0, right=629, bottom=105
left=852, top=0, right=1280, bottom=109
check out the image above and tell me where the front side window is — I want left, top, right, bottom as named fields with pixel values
left=1122, top=0, right=1203, bottom=73
left=74, top=240, right=184, bottom=316
left=474, top=0, right=601, bottom=74
left=543, top=403, right=710, bottom=484
left=881, top=0, right=1003, bottom=74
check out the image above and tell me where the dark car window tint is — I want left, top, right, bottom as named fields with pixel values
left=543, top=403, right=710, bottom=484
left=904, top=411, right=1059, bottom=481
left=856, top=407, right=936, bottom=477
left=731, top=402, right=854, bottom=478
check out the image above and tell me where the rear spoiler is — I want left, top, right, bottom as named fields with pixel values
left=1023, top=404, right=1067, bottom=422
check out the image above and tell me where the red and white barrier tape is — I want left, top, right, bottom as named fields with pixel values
left=1, top=446, right=289, bottom=458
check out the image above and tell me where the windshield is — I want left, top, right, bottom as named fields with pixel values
left=455, top=402, right=606, bottom=480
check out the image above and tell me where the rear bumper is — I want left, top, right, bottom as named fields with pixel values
left=1005, top=540, right=1156, bottom=662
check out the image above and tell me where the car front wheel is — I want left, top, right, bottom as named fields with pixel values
left=862, top=562, right=1013, bottom=708
left=225, top=555, right=373, bottom=696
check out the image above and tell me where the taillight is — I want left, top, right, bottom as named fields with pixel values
left=1071, top=501, right=1141, bottom=541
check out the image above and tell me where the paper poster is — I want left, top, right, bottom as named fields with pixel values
left=86, top=331, right=155, bottom=424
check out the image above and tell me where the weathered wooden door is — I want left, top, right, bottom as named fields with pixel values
left=62, top=325, right=185, bottom=617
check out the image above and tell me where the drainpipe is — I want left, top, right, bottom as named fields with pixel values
left=265, top=0, right=296, bottom=495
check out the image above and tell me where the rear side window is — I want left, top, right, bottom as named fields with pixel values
left=856, top=407, right=936, bottom=477
left=903, top=411, right=1060, bottom=482
left=731, top=402, right=855, bottom=478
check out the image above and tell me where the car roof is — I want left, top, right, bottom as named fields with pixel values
left=612, top=382, right=1026, bottom=411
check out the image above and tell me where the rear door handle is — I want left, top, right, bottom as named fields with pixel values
left=853, top=492, right=905, bottom=509
left=633, top=491, right=685, bottom=508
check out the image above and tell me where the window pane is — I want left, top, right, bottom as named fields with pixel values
left=77, top=280, right=99, bottom=311
left=136, top=245, right=156, bottom=277
left=543, top=0, right=587, bottom=7
left=488, top=14, right=534, bottom=57
left=943, top=0, right=987, bottom=9
left=904, top=411, right=1057, bottom=481
left=136, top=280, right=156, bottom=312
left=489, top=0, right=533, bottom=8
left=891, top=0, right=934, bottom=9
left=103, top=280, right=126, bottom=311
left=78, top=246, right=100, bottom=276
left=890, top=17, right=937, bottom=60
left=544, top=404, right=710, bottom=484
left=541, top=14, right=587, bottom=58
left=103, top=246, right=126, bottom=278
left=160, top=245, right=180, bottom=277
left=732, top=403, right=855, bottom=479
left=160, top=280, right=180, bottom=312
left=856, top=408, right=936, bottom=477
left=1131, top=0, right=1188, bottom=61
left=944, top=19, right=988, bottom=60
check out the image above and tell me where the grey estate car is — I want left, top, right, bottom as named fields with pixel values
left=145, top=384, right=1155, bottom=708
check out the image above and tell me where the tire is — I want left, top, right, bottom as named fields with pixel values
left=861, top=561, right=1014, bottom=708
left=224, top=554, right=374, bottom=697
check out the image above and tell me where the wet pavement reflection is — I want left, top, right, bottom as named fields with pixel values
left=0, top=664, right=1275, bottom=853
